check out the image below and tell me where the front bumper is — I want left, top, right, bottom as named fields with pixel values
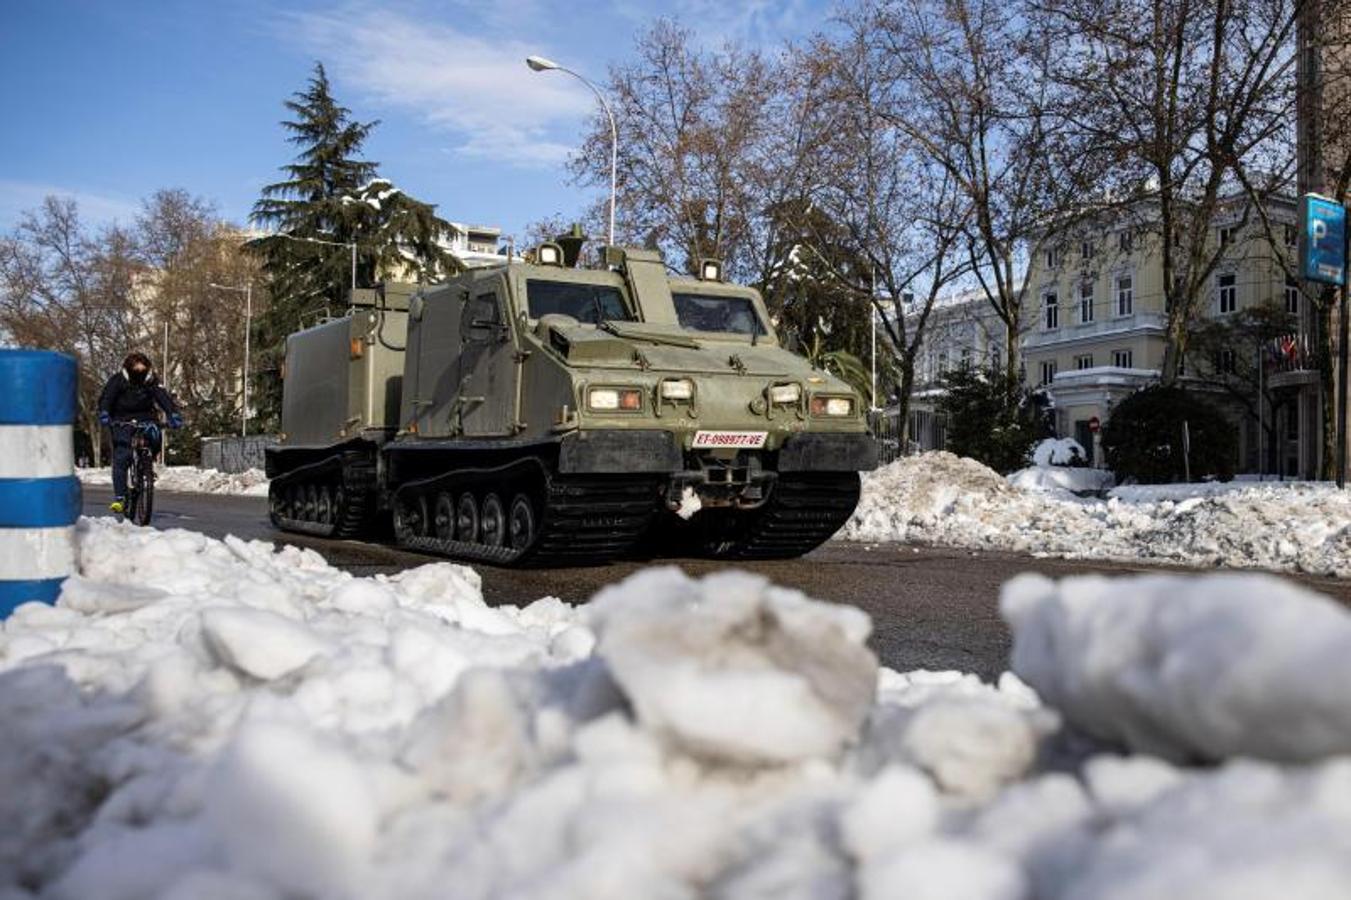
left=777, top=432, right=880, bottom=472
left=557, top=429, right=878, bottom=475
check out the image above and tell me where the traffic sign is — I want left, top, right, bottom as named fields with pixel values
left=1301, top=194, right=1347, bottom=286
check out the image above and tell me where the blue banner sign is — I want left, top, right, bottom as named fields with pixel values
left=1302, top=194, right=1347, bottom=286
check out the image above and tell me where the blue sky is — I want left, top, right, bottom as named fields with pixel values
left=0, top=0, right=830, bottom=243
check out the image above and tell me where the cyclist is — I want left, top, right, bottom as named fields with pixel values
left=97, top=352, right=183, bottom=515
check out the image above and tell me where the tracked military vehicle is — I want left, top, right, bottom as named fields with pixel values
left=266, top=242, right=877, bottom=566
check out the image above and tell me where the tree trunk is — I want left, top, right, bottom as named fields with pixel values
left=89, top=413, right=103, bottom=468
left=1003, top=316, right=1021, bottom=386
left=1160, top=321, right=1184, bottom=386
left=895, top=360, right=916, bottom=455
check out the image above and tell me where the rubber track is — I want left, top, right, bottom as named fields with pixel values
left=394, top=463, right=661, bottom=567
left=711, top=472, right=861, bottom=560
left=269, top=450, right=377, bottom=539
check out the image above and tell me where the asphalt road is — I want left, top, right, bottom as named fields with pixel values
left=82, top=485, right=1351, bottom=679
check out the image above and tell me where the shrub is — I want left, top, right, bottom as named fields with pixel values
left=937, top=366, right=1051, bottom=474
left=1102, top=386, right=1236, bottom=484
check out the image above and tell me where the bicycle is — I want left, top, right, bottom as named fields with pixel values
left=115, top=420, right=160, bottom=526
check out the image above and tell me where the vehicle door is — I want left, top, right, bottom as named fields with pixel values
left=409, top=290, right=463, bottom=439
left=458, top=282, right=518, bottom=436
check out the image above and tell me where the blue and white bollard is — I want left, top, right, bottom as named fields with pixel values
left=0, top=350, right=80, bottom=618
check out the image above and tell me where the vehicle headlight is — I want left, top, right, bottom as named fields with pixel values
left=810, top=395, right=854, bottom=416
left=768, top=383, right=801, bottom=405
left=660, top=379, right=694, bottom=401
left=588, top=387, right=644, bottom=411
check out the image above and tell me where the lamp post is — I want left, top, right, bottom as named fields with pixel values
left=208, top=282, right=253, bottom=437
left=526, top=55, right=618, bottom=245
left=272, top=232, right=358, bottom=292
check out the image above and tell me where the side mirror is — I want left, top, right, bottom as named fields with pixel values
left=409, top=294, right=425, bottom=322
left=783, top=330, right=801, bottom=354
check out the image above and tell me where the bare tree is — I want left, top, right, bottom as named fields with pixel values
left=781, top=19, right=973, bottom=435
left=0, top=198, right=142, bottom=463
left=570, top=20, right=778, bottom=279
left=862, top=0, right=1084, bottom=385
left=136, top=190, right=266, bottom=443
left=1032, top=0, right=1299, bottom=383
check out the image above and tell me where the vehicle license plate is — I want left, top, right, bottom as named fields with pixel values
left=691, top=431, right=768, bottom=449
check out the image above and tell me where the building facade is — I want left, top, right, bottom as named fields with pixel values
left=905, top=198, right=1311, bottom=474
left=1022, top=197, right=1304, bottom=470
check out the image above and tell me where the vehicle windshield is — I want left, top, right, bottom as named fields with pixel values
left=672, top=292, right=767, bottom=336
left=526, top=279, right=634, bottom=324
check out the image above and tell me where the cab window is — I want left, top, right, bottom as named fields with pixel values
left=672, top=292, right=767, bottom=336
left=526, top=279, right=633, bottom=324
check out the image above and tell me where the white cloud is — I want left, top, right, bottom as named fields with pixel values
left=281, top=7, right=598, bottom=169
left=610, top=0, right=824, bottom=49
left=0, top=180, right=140, bottom=231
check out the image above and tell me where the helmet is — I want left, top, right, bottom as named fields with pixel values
left=123, top=352, right=153, bottom=386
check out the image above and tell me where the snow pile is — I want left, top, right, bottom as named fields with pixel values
left=79, top=465, right=269, bottom=496
left=591, top=568, right=878, bottom=764
left=1010, top=438, right=1114, bottom=495
left=4, top=521, right=1351, bottom=896
left=845, top=452, right=1351, bottom=576
left=1031, top=437, right=1087, bottom=467
left=1007, top=465, right=1113, bottom=495
left=1004, top=572, right=1351, bottom=763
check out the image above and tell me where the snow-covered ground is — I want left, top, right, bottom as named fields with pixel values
left=845, top=452, right=1351, bottom=577
left=78, top=465, right=269, bottom=497
left=3, top=521, right=1351, bottom=897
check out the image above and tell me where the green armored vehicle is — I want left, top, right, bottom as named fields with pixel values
left=266, top=243, right=877, bottom=566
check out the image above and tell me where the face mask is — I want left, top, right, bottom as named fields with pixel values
left=130, top=368, right=148, bottom=385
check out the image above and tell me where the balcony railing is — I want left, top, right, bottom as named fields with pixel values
left=1024, top=312, right=1166, bottom=348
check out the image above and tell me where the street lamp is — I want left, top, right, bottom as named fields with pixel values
left=526, top=54, right=618, bottom=245
left=271, top=232, right=358, bottom=292
left=208, top=282, right=253, bottom=438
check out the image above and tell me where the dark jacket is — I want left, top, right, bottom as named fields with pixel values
left=98, top=369, right=179, bottom=424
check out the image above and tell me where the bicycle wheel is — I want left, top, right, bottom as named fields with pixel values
left=133, top=453, right=155, bottom=526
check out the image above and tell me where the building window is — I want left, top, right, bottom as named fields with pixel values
left=1217, top=348, right=1237, bottom=374
left=1118, top=230, right=1133, bottom=253
left=960, top=348, right=973, bottom=369
left=1284, top=224, right=1298, bottom=248
left=1217, top=273, right=1237, bottom=314
left=1079, top=280, right=1095, bottom=323
left=1081, top=239, right=1094, bottom=259
left=1285, top=276, right=1300, bottom=315
left=1116, top=275, right=1133, bottom=316
left=1113, top=349, right=1133, bottom=368
left=1040, top=361, right=1057, bottom=386
left=1075, top=354, right=1094, bottom=370
left=1046, top=247, right=1061, bottom=269
left=1219, top=225, right=1239, bottom=247
left=1044, top=291, right=1059, bottom=329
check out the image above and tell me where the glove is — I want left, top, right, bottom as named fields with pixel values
left=98, top=411, right=111, bottom=427
left=168, top=413, right=184, bottom=429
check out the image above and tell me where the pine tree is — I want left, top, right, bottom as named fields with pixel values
left=248, top=63, right=459, bottom=428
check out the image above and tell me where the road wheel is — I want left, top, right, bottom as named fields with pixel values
left=433, top=492, right=455, bottom=541
left=480, top=493, right=506, bottom=547
left=394, top=495, right=425, bottom=541
left=508, top=493, right=536, bottom=551
left=268, top=484, right=286, bottom=524
left=288, top=484, right=304, bottom=520
left=303, top=484, right=318, bottom=522
left=315, top=485, right=333, bottom=525
left=456, top=493, right=479, bottom=543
